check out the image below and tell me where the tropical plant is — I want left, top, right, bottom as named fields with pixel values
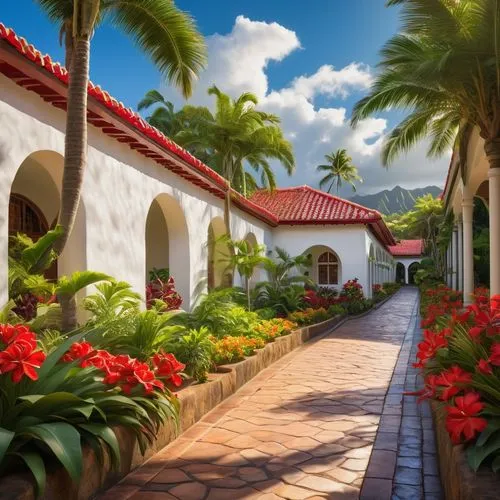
left=102, top=308, right=185, bottom=360
left=316, top=149, right=362, bottom=193
left=221, top=238, right=266, bottom=310
left=37, top=0, right=206, bottom=257
left=83, top=280, right=141, bottom=338
left=253, top=318, right=297, bottom=342
left=351, top=0, right=500, bottom=176
left=176, top=86, right=295, bottom=233
left=172, top=327, right=213, bottom=383
left=289, top=307, right=330, bottom=326
left=56, top=271, right=111, bottom=332
left=254, top=284, right=306, bottom=316
left=0, top=323, right=178, bottom=495
left=146, top=276, right=183, bottom=311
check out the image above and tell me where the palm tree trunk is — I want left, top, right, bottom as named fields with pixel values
left=54, top=36, right=90, bottom=255
left=59, top=294, right=77, bottom=332
left=246, top=277, right=251, bottom=311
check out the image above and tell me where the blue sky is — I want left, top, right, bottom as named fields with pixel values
left=1, top=1, right=449, bottom=195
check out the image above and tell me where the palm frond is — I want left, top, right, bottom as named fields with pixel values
left=104, top=0, right=207, bottom=98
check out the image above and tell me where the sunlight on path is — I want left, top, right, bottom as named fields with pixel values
left=102, top=289, right=420, bottom=500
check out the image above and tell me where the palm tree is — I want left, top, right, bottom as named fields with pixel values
left=138, top=90, right=181, bottom=137
left=222, top=238, right=267, bottom=310
left=38, top=0, right=207, bottom=255
left=351, top=0, right=500, bottom=170
left=176, top=86, right=295, bottom=234
left=316, top=149, right=362, bottom=193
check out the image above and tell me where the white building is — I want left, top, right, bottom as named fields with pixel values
left=0, top=23, right=397, bottom=309
left=387, top=240, right=424, bottom=285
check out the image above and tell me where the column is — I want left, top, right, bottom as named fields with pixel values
left=453, top=226, right=459, bottom=290
left=405, top=264, right=409, bottom=285
left=462, top=192, right=474, bottom=304
left=490, top=168, right=500, bottom=296
left=457, top=220, right=464, bottom=292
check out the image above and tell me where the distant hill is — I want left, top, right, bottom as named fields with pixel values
left=349, top=185, right=442, bottom=215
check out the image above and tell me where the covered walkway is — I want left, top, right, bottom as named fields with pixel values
left=102, top=288, right=441, bottom=499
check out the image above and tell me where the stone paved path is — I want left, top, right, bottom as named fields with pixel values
left=103, top=288, right=441, bottom=500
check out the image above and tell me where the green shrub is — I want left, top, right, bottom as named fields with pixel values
left=327, top=304, right=345, bottom=317
left=172, top=327, right=213, bottom=383
left=254, top=307, right=277, bottom=320
left=346, top=299, right=373, bottom=315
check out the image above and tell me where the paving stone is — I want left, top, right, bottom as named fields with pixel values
left=394, top=465, right=422, bottom=487
left=167, top=482, right=207, bottom=500
left=365, top=450, right=396, bottom=479
left=150, top=468, right=190, bottom=484
left=392, top=483, right=423, bottom=499
left=359, top=478, right=392, bottom=500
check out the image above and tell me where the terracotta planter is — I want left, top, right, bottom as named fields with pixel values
left=431, top=402, right=499, bottom=500
left=0, top=314, right=345, bottom=500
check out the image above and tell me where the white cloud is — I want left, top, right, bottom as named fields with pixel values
left=162, top=16, right=450, bottom=195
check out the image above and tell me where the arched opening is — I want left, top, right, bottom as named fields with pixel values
left=396, top=262, right=406, bottom=284
left=302, top=245, right=341, bottom=287
left=145, top=194, right=190, bottom=306
left=207, top=217, right=231, bottom=290
left=9, top=151, right=86, bottom=281
left=408, top=262, right=420, bottom=285
left=473, top=195, right=489, bottom=287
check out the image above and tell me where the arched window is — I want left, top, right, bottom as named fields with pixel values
left=317, top=252, right=339, bottom=285
left=9, top=194, right=48, bottom=240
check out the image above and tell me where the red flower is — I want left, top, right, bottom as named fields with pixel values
left=414, top=329, right=448, bottom=368
left=0, top=324, right=32, bottom=345
left=434, top=366, right=472, bottom=401
left=406, top=374, right=439, bottom=402
left=445, top=392, right=488, bottom=444
left=488, top=343, right=500, bottom=366
left=61, top=341, right=94, bottom=363
left=0, top=341, right=46, bottom=382
left=477, top=359, right=493, bottom=375
left=152, top=352, right=185, bottom=387
left=491, top=294, right=500, bottom=317
left=468, top=303, right=500, bottom=338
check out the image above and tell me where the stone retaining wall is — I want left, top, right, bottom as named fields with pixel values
left=0, top=314, right=345, bottom=500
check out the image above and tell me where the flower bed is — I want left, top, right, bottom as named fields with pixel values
left=0, top=313, right=345, bottom=499
left=412, top=284, right=500, bottom=498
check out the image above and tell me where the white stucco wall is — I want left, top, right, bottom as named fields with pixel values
left=272, top=225, right=371, bottom=295
left=394, top=257, right=423, bottom=284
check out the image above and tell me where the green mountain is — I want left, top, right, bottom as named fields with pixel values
left=350, top=185, right=442, bottom=215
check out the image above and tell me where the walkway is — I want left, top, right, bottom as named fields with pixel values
left=102, top=288, right=442, bottom=499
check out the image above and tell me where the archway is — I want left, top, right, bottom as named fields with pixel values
left=145, top=194, right=190, bottom=306
left=302, top=245, right=341, bottom=287
left=207, top=217, right=231, bottom=290
left=9, top=150, right=87, bottom=281
left=396, top=262, right=405, bottom=284
left=408, top=262, right=420, bottom=285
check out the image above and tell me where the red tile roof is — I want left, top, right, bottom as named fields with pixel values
left=388, top=239, right=424, bottom=256
left=251, top=186, right=380, bottom=223
left=250, top=186, right=396, bottom=247
left=0, top=23, right=279, bottom=226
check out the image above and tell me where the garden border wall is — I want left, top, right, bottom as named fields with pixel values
left=431, top=402, right=499, bottom=500
left=0, top=314, right=346, bottom=500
